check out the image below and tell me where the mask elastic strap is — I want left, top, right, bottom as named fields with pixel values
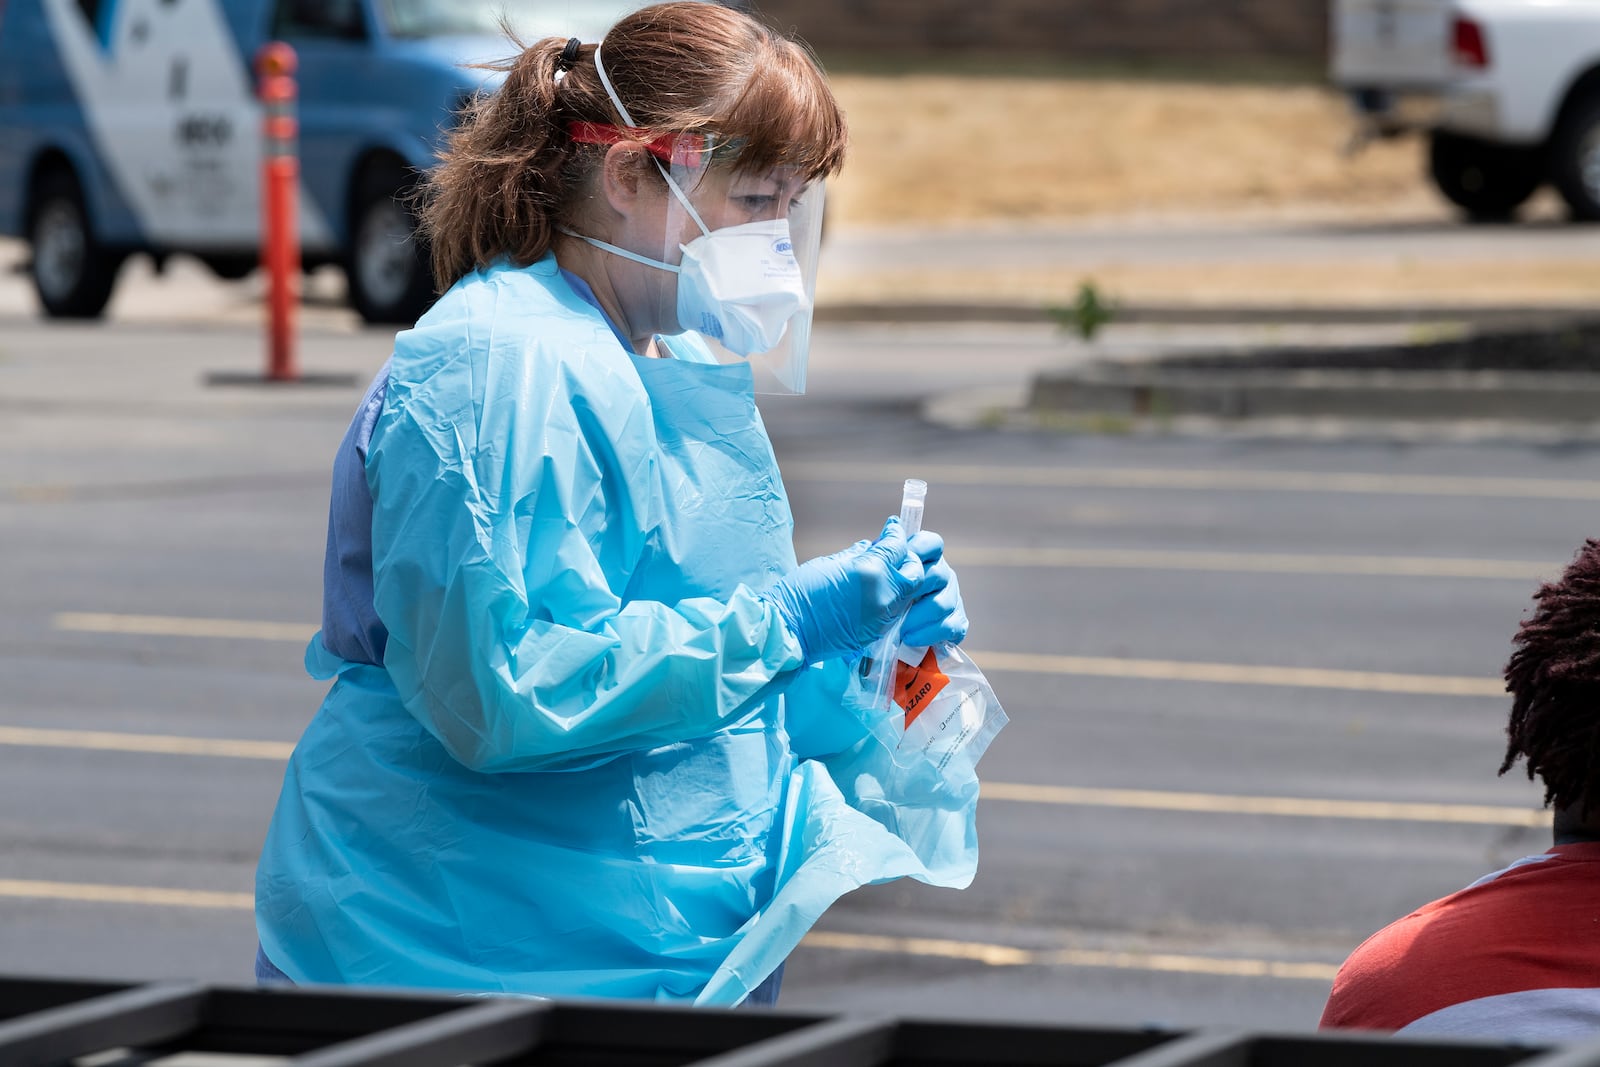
left=556, top=225, right=681, bottom=274
left=593, top=42, right=712, bottom=238
left=591, top=41, right=638, bottom=126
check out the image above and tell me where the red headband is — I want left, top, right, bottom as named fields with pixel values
left=568, top=122, right=706, bottom=168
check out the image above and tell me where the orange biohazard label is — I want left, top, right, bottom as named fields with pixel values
left=895, top=648, right=950, bottom=727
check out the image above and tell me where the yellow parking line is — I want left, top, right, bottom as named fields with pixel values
left=782, top=462, right=1600, bottom=502
left=10, top=486, right=74, bottom=503
left=0, top=725, right=1543, bottom=827
left=799, top=931, right=1339, bottom=982
left=0, top=879, right=251, bottom=910
left=0, top=725, right=294, bottom=760
left=52, top=613, right=1501, bottom=698
left=952, top=547, right=1551, bottom=581
left=982, top=782, right=1548, bottom=827
left=802, top=931, right=1032, bottom=967
left=53, top=612, right=314, bottom=643
left=968, top=650, right=1504, bottom=697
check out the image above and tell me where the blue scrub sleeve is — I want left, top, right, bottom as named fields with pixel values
left=366, top=355, right=805, bottom=774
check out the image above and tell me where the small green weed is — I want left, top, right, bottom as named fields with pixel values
left=1049, top=280, right=1117, bottom=342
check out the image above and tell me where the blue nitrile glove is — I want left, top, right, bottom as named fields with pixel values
left=766, top=517, right=924, bottom=663
left=903, top=530, right=969, bottom=647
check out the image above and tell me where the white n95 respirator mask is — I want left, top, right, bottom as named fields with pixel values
left=673, top=217, right=810, bottom=356
left=559, top=217, right=811, bottom=357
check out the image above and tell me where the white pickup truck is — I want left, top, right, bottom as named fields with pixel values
left=1331, top=0, right=1600, bottom=221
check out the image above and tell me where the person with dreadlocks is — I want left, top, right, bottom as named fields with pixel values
left=1319, top=539, right=1600, bottom=1039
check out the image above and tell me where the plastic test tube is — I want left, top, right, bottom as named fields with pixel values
left=863, top=479, right=928, bottom=708
left=897, top=478, right=927, bottom=540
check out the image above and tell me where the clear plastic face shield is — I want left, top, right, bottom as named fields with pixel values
left=584, top=43, right=825, bottom=395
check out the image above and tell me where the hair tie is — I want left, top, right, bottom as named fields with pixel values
left=553, top=37, right=581, bottom=83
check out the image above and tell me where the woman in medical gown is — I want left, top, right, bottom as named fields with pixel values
left=255, top=1, right=981, bottom=1007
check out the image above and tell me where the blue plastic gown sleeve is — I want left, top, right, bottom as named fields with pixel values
left=366, top=308, right=805, bottom=774
left=784, top=659, right=880, bottom=761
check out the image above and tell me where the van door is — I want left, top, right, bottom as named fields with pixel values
left=40, top=0, right=262, bottom=248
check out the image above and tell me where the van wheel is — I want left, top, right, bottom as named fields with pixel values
left=1428, top=131, right=1542, bottom=222
left=1551, top=95, right=1600, bottom=221
left=346, top=161, right=434, bottom=325
left=28, top=169, right=124, bottom=318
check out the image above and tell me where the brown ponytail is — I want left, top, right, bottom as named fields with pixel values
left=415, top=34, right=581, bottom=289
left=417, top=2, right=847, bottom=290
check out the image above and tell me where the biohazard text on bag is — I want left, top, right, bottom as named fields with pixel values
left=891, top=643, right=1007, bottom=772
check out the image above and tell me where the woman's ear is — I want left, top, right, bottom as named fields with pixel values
left=601, top=143, right=649, bottom=215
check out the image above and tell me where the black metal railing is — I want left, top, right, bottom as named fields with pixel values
left=4, top=975, right=1600, bottom=1066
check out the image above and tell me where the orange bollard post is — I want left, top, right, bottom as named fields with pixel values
left=257, top=43, right=299, bottom=382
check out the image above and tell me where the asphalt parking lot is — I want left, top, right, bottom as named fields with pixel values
left=6, top=265, right=1593, bottom=1030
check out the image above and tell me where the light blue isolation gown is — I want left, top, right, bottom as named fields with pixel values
left=254, top=253, right=982, bottom=1005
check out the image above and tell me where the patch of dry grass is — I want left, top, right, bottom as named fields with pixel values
left=826, top=76, right=1428, bottom=226
left=814, top=260, right=1600, bottom=308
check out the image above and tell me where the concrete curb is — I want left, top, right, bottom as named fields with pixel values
left=1029, top=366, right=1600, bottom=422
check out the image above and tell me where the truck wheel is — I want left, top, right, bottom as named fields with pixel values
left=27, top=168, right=124, bottom=318
left=1551, top=95, right=1600, bottom=221
left=346, top=161, right=435, bottom=325
left=1427, top=131, right=1542, bottom=222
